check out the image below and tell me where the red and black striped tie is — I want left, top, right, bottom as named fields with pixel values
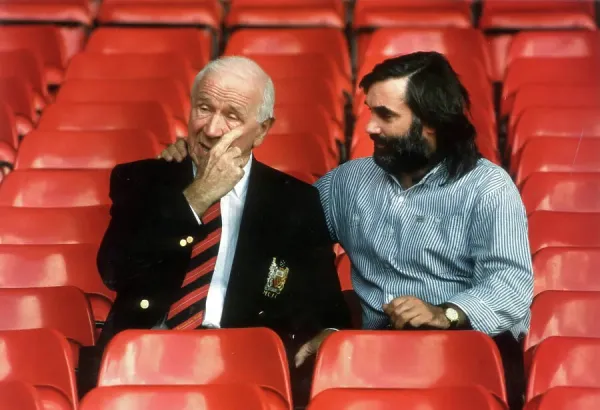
left=166, top=201, right=221, bottom=330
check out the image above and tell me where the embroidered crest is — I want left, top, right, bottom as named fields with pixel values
left=263, top=257, right=289, bottom=298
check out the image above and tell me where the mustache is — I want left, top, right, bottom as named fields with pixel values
left=369, top=134, right=387, bottom=144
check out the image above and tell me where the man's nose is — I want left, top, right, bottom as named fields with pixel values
left=365, top=117, right=381, bottom=135
left=204, top=114, right=226, bottom=138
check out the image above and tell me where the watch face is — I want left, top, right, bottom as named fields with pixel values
left=445, top=308, right=459, bottom=322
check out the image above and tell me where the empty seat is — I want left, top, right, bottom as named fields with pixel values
left=0, top=169, right=111, bottom=207
left=0, top=76, right=36, bottom=135
left=0, top=25, right=68, bottom=84
left=521, top=173, right=600, bottom=214
left=515, top=138, right=600, bottom=187
left=480, top=0, right=596, bottom=30
left=527, top=337, right=600, bottom=401
left=0, top=102, right=18, bottom=149
left=311, top=330, right=506, bottom=403
left=0, top=49, right=48, bottom=109
left=85, top=28, right=212, bottom=71
left=226, top=0, right=344, bottom=29
left=273, top=79, right=343, bottom=124
left=56, top=79, right=190, bottom=137
left=37, top=102, right=176, bottom=145
left=0, top=286, right=95, bottom=365
left=0, top=206, right=110, bottom=245
left=98, top=328, right=291, bottom=409
left=0, top=0, right=91, bottom=25
left=354, top=0, right=473, bottom=30
left=525, top=291, right=600, bottom=355
left=528, top=211, right=600, bottom=256
left=308, top=386, right=505, bottom=410
left=80, top=384, right=284, bottom=410
left=0, top=328, right=77, bottom=410
left=226, top=28, right=351, bottom=79
left=0, top=380, right=43, bottom=410
left=532, top=386, right=600, bottom=410
left=0, top=141, right=16, bottom=170
left=14, top=130, right=160, bottom=170
left=65, top=52, right=194, bottom=90
left=98, top=0, right=221, bottom=29
left=0, top=243, right=115, bottom=326
left=533, top=247, right=600, bottom=295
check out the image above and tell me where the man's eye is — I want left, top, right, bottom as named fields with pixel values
left=228, top=114, right=238, bottom=120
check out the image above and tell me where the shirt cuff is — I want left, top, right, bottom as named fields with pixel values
left=188, top=203, right=202, bottom=225
left=448, top=292, right=501, bottom=336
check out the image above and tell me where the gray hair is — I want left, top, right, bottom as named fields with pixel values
left=192, top=56, right=275, bottom=122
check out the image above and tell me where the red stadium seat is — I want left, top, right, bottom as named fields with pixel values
left=98, top=328, right=291, bottom=409
left=501, top=57, right=600, bottom=117
left=521, top=173, right=600, bottom=214
left=254, top=133, right=337, bottom=178
left=80, top=384, right=284, bottom=410
left=85, top=28, right=212, bottom=71
left=528, top=211, right=600, bottom=256
left=525, top=291, right=600, bottom=355
left=0, top=243, right=115, bottom=326
left=480, top=0, right=596, bottom=30
left=311, top=330, right=506, bottom=403
left=0, top=0, right=91, bottom=25
left=0, top=102, right=18, bottom=149
left=225, top=28, right=351, bottom=79
left=37, top=102, right=176, bottom=145
left=515, top=138, right=600, bottom=187
left=0, top=25, right=68, bottom=84
left=510, top=85, right=600, bottom=134
left=14, top=130, right=160, bottom=170
left=527, top=337, right=600, bottom=401
left=56, top=79, right=190, bottom=137
left=0, top=169, right=111, bottom=207
left=530, top=386, right=600, bottom=410
left=0, top=77, right=36, bottom=135
left=98, top=0, right=221, bottom=29
left=505, top=31, right=599, bottom=71
left=510, top=108, right=600, bottom=170
left=354, top=0, right=473, bottom=30
left=0, top=50, right=48, bottom=109
left=334, top=254, right=361, bottom=329
left=273, top=79, right=344, bottom=125
left=0, top=206, right=110, bottom=245
left=0, top=286, right=95, bottom=365
left=308, top=386, right=505, bottom=410
left=533, top=247, right=600, bottom=295
left=0, top=141, right=16, bottom=170
left=65, top=52, right=194, bottom=90
left=283, top=170, right=318, bottom=184
left=0, top=328, right=77, bottom=410
left=226, top=0, right=344, bottom=29
left=0, top=380, right=43, bottom=410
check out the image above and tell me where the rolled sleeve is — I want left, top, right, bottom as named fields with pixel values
left=314, top=170, right=339, bottom=243
left=449, top=181, right=533, bottom=336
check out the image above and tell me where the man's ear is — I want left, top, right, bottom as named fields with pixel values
left=253, top=117, right=275, bottom=148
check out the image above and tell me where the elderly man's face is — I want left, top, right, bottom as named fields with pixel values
left=188, top=69, right=268, bottom=164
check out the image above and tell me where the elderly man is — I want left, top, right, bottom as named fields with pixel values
left=162, top=52, right=533, bottom=409
left=78, top=56, right=350, bottom=400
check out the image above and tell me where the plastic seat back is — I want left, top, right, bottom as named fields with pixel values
left=37, top=102, right=176, bottom=145
left=521, top=173, right=600, bottom=214
left=535, top=386, right=600, bottom=410
left=528, top=211, right=600, bottom=256
left=311, top=330, right=506, bottom=403
left=15, top=130, right=160, bottom=170
left=527, top=337, right=600, bottom=401
left=0, top=328, right=77, bottom=410
left=533, top=247, right=600, bottom=295
left=308, top=386, right=505, bottom=410
left=0, top=0, right=91, bottom=25
left=99, top=328, right=292, bottom=409
left=0, top=380, right=43, bottom=410
left=0, top=206, right=110, bottom=245
left=0, top=102, right=18, bottom=149
left=81, top=384, right=283, bottom=410
left=0, top=76, right=36, bottom=135
left=0, top=49, right=48, bottom=108
left=0, top=243, right=115, bottom=325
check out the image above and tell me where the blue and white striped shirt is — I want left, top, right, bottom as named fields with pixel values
left=315, top=157, right=533, bottom=339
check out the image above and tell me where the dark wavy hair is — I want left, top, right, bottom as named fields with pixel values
left=359, top=51, right=481, bottom=181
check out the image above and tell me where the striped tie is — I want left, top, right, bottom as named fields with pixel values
left=166, top=201, right=221, bottom=330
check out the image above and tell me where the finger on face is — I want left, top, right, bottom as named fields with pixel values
left=212, top=127, right=244, bottom=157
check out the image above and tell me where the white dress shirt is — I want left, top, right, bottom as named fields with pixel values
left=188, top=156, right=252, bottom=328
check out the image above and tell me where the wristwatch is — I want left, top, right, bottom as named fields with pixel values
left=443, top=305, right=460, bottom=329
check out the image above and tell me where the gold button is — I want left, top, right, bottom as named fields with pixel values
left=140, top=299, right=150, bottom=309
left=179, top=239, right=187, bottom=247
left=186, top=236, right=193, bottom=244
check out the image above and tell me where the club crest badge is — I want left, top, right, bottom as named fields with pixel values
left=263, top=257, right=289, bottom=298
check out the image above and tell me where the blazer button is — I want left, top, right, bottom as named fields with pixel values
left=140, top=299, right=150, bottom=309
left=258, top=310, right=265, bottom=317
left=179, top=239, right=187, bottom=247
left=186, top=236, right=193, bottom=244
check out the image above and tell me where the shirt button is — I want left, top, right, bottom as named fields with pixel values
left=140, top=299, right=150, bottom=309
left=186, top=236, right=193, bottom=244
left=179, top=239, right=187, bottom=247
left=258, top=310, right=265, bottom=317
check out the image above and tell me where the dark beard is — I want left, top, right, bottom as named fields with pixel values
left=370, top=119, right=435, bottom=175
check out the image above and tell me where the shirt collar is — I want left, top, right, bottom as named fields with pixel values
left=388, top=161, right=446, bottom=190
left=192, top=153, right=253, bottom=200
